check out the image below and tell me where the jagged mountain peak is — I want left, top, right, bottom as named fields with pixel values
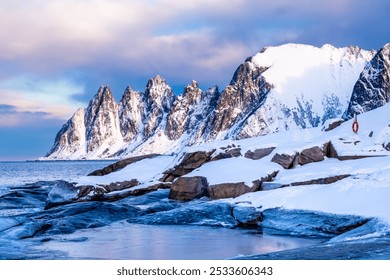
left=44, top=42, right=390, bottom=160
left=343, top=44, right=390, bottom=119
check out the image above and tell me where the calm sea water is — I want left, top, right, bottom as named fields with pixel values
left=0, top=160, right=115, bottom=187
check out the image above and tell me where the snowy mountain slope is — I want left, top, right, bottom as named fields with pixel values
left=236, top=44, right=374, bottom=139
left=343, top=43, right=390, bottom=119
left=44, top=43, right=385, bottom=160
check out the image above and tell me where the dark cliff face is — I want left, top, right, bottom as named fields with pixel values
left=343, top=44, right=390, bottom=119
left=143, top=75, right=175, bottom=138
left=84, top=86, right=121, bottom=153
left=165, top=80, right=219, bottom=141
left=202, top=59, right=272, bottom=140
left=118, top=86, right=145, bottom=142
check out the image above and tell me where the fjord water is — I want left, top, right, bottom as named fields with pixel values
left=0, top=161, right=321, bottom=260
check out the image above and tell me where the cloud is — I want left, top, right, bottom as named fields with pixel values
left=0, top=76, right=85, bottom=123
left=0, top=0, right=389, bottom=114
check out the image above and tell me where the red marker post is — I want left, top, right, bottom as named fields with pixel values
left=352, top=114, right=359, bottom=133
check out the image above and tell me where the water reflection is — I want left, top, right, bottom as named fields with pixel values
left=37, top=222, right=322, bottom=259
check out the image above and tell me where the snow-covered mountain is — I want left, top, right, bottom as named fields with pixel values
left=343, top=43, right=390, bottom=119
left=44, top=43, right=390, bottom=160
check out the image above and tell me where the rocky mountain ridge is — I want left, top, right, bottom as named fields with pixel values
left=44, top=43, right=390, bottom=160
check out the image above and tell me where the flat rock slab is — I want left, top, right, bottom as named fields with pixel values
left=208, top=182, right=251, bottom=199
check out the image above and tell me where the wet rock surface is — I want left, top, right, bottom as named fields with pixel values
left=262, top=208, right=370, bottom=237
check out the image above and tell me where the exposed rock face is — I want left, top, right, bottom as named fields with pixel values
left=244, top=147, right=276, bottom=160
left=143, top=75, right=175, bottom=138
left=166, top=81, right=219, bottom=141
left=169, top=176, right=209, bottom=201
left=118, top=86, right=145, bottom=142
left=84, top=86, right=123, bottom=154
left=344, top=44, right=390, bottom=119
left=271, top=153, right=298, bottom=169
left=323, top=142, right=339, bottom=158
left=88, top=154, right=160, bottom=176
left=298, top=146, right=325, bottom=165
left=203, top=60, right=272, bottom=140
left=208, top=182, right=251, bottom=199
left=272, top=146, right=324, bottom=169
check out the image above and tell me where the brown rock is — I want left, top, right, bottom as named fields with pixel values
left=288, top=174, right=351, bottom=186
left=88, top=154, right=160, bottom=176
left=323, top=142, right=339, bottom=158
left=208, top=182, right=251, bottom=199
left=169, top=176, right=209, bottom=201
left=244, top=147, right=275, bottom=160
left=251, top=171, right=279, bottom=191
left=211, top=147, right=242, bottom=161
left=271, top=153, right=298, bottom=169
left=298, top=146, right=324, bottom=165
left=161, top=150, right=214, bottom=182
left=102, top=179, right=139, bottom=192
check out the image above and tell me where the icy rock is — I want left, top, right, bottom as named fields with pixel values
left=232, top=206, right=263, bottom=227
left=208, top=182, right=251, bottom=199
left=45, top=181, right=79, bottom=209
left=128, top=202, right=237, bottom=227
left=262, top=208, right=370, bottom=237
left=41, top=202, right=140, bottom=236
left=169, top=176, right=209, bottom=201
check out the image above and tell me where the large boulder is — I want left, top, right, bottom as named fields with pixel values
left=208, top=182, right=251, bottom=199
left=244, top=147, right=275, bottom=160
left=271, top=153, right=298, bottom=169
left=169, top=176, right=209, bottom=201
left=298, top=146, right=325, bottom=165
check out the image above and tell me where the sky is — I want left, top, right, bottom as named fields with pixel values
left=0, top=0, right=390, bottom=160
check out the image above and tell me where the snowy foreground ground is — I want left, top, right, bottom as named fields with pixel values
left=2, top=104, right=390, bottom=259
